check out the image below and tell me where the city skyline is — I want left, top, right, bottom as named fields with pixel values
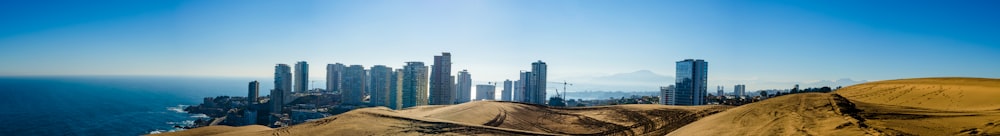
left=2, top=1, right=1000, bottom=92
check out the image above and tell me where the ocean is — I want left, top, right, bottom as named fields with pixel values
left=0, top=76, right=266, bottom=136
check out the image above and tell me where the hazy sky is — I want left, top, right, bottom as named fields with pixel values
left=1, top=0, right=999, bottom=91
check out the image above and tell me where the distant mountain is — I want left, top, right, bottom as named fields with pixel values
left=558, top=70, right=672, bottom=92
left=802, top=78, right=868, bottom=88
left=554, top=70, right=867, bottom=93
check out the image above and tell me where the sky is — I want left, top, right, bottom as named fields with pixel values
left=1, top=0, right=999, bottom=92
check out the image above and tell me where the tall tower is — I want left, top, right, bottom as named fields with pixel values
left=272, top=64, right=292, bottom=113
left=429, top=52, right=453, bottom=105
left=734, top=84, right=746, bottom=97
left=674, top=59, right=708, bottom=105
left=660, top=85, right=675, bottom=105
left=368, top=65, right=393, bottom=107
left=294, top=61, right=308, bottom=94
left=476, top=84, right=496, bottom=100
left=455, top=69, right=472, bottom=104
left=516, top=71, right=530, bottom=102
left=401, top=62, right=428, bottom=109
left=326, top=63, right=345, bottom=93
left=717, top=86, right=724, bottom=97
left=388, top=69, right=403, bottom=109
left=248, top=81, right=259, bottom=105
left=342, top=65, right=366, bottom=105
left=502, top=80, right=512, bottom=101
left=529, top=61, right=547, bottom=105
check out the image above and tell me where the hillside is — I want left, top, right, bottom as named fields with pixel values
left=670, top=77, right=1000, bottom=135
left=155, top=77, right=1000, bottom=136
left=152, top=101, right=729, bottom=136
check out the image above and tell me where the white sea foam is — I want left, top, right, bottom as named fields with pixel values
left=166, top=120, right=195, bottom=125
left=190, top=114, right=209, bottom=118
left=148, top=128, right=187, bottom=134
left=167, top=105, right=189, bottom=113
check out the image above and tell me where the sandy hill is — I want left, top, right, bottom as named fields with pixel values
left=155, top=77, right=1000, bottom=136
left=670, top=77, right=1000, bottom=136
left=835, top=77, right=1000, bottom=111
left=152, top=101, right=729, bottom=136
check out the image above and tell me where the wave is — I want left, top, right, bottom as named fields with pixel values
left=148, top=128, right=186, bottom=134
left=166, top=120, right=195, bottom=125
left=167, top=104, right=189, bottom=113
left=190, top=114, right=209, bottom=118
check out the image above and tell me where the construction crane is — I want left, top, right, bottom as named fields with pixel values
left=547, top=81, right=573, bottom=100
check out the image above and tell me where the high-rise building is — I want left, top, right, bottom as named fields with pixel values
left=502, top=80, right=512, bottom=101
left=388, top=69, right=403, bottom=109
left=248, top=81, right=259, bottom=105
left=476, top=84, right=496, bottom=100
left=455, top=69, right=472, bottom=104
left=269, top=89, right=281, bottom=114
left=401, top=62, right=428, bottom=108
left=527, top=61, right=547, bottom=105
left=342, top=65, right=367, bottom=105
left=660, top=85, right=675, bottom=105
left=364, top=69, right=370, bottom=96
left=449, top=75, right=456, bottom=104
left=429, top=52, right=453, bottom=105
left=294, top=61, right=308, bottom=94
left=326, top=63, right=345, bottom=93
left=244, top=109, right=257, bottom=125
left=674, top=59, right=708, bottom=105
left=717, top=86, right=724, bottom=97
left=272, top=64, right=292, bottom=113
left=368, top=65, right=393, bottom=107
left=516, top=71, right=530, bottom=102
left=734, top=84, right=746, bottom=97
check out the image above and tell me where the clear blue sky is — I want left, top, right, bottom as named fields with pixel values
left=1, top=0, right=998, bottom=91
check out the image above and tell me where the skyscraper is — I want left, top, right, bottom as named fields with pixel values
left=269, top=89, right=282, bottom=114
left=528, top=61, right=547, bottom=105
left=674, top=59, right=708, bottom=105
left=273, top=64, right=292, bottom=113
left=248, top=81, right=259, bottom=105
left=388, top=69, right=403, bottom=110
left=516, top=71, right=530, bottom=103
left=429, top=52, right=453, bottom=105
left=294, top=61, right=308, bottom=94
left=717, top=86, right=724, bottom=96
left=734, top=84, right=746, bottom=97
left=449, top=75, right=455, bottom=104
left=401, top=62, right=428, bottom=108
left=476, top=84, right=496, bottom=100
left=455, top=69, right=472, bottom=104
left=502, top=80, right=512, bottom=101
left=368, top=65, right=392, bottom=107
left=326, top=63, right=345, bottom=93
left=660, top=85, right=675, bottom=105
left=342, top=65, right=366, bottom=105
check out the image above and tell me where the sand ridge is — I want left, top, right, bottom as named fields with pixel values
left=154, top=77, right=1000, bottom=136
left=670, top=77, right=1000, bottom=135
left=152, top=101, right=729, bottom=136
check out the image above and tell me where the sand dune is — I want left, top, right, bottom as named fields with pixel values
left=836, top=77, right=1000, bottom=111
left=671, top=77, right=1000, bottom=135
left=156, top=77, right=1000, bottom=136
left=152, top=101, right=729, bottom=136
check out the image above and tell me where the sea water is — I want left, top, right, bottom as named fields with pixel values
left=0, top=76, right=265, bottom=136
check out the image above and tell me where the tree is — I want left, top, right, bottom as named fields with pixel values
left=820, top=86, right=832, bottom=93
left=791, top=84, right=800, bottom=93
